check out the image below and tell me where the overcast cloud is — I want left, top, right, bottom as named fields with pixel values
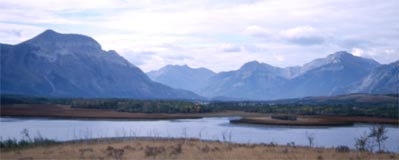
left=1, top=0, right=398, bottom=72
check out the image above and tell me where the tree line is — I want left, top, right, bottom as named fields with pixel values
left=1, top=95, right=398, bottom=118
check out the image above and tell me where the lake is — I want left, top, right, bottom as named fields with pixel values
left=1, top=117, right=398, bottom=152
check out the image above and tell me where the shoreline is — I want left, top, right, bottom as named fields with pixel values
left=1, top=104, right=398, bottom=126
left=231, top=115, right=399, bottom=126
left=0, top=104, right=263, bottom=120
left=230, top=117, right=354, bottom=126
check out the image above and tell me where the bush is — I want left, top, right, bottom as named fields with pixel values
left=271, top=115, right=297, bottom=121
left=144, top=146, right=166, bottom=157
left=335, top=145, right=350, bottom=152
left=105, top=146, right=124, bottom=159
left=0, top=138, right=58, bottom=150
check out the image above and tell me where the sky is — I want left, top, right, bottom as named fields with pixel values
left=1, top=0, right=398, bottom=72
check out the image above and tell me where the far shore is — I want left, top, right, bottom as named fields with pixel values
left=0, top=104, right=265, bottom=120
left=231, top=115, right=399, bottom=126
left=1, top=104, right=398, bottom=126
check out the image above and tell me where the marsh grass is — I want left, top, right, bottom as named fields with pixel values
left=1, top=138, right=397, bottom=160
left=0, top=138, right=58, bottom=151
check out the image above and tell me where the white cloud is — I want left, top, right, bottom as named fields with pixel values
left=0, top=23, right=45, bottom=44
left=243, top=25, right=271, bottom=37
left=281, top=26, right=324, bottom=45
left=351, top=47, right=399, bottom=63
left=219, top=43, right=241, bottom=52
left=273, top=54, right=285, bottom=62
left=351, top=48, right=365, bottom=57
left=0, top=0, right=125, bottom=11
left=1, top=0, right=398, bottom=71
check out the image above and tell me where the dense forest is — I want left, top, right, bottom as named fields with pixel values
left=1, top=94, right=398, bottom=118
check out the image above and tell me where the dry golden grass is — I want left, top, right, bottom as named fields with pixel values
left=1, top=138, right=397, bottom=160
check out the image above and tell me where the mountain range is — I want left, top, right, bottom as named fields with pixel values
left=149, top=52, right=398, bottom=100
left=0, top=30, right=200, bottom=99
left=1, top=29, right=398, bottom=100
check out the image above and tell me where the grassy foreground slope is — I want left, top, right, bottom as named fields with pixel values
left=1, top=138, right=397, bottom=160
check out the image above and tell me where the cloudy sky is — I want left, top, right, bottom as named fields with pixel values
left=1, top=0, right=398, bottom=72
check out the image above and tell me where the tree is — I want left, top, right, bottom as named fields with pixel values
left=20, top=128, right=31, bottom=142
left=368, top=125, right=388, bottom=152
left=306, top=132, right=315, bottom=147
left=355, top=132, right=369, bottom=151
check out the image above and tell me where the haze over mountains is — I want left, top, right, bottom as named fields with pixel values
left=1, top=30, right=398, bottom=100
left=147, top=65, right=215, bottom=93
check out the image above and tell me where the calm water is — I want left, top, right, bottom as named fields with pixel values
left=1, top=117, right=398, bottom=152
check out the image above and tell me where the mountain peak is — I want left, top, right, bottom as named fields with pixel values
left=40, top=29, right=58, bottom=36
left=25, top=29, right=102, bottom=52
left=327, top=51, right=379, bottom=66
left=240, top=60, right=276, bottom=71
left=241, top=60, right=260, bottom=68
left=29, top=29, right=61, bottom=41
left=161, top=64, right=216, bottom=74
left=332, top=51, right=351, bottom=56
left=325, top=51, right=353, bottom=64
left=327, top=51, right=353, bottom=59
left=180, top=64, right=190, bottom=68
left=163, top=64, right=190, bottom=70
left=301, top=51, right=379, bottom=74
left=246, top=60, right=260, bottom=65
left=147, top=64, right=215, bottom=92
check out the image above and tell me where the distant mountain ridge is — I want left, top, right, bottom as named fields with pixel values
left=147, top=65, right=215, bottom=92
left=149, top=51, right=397, bottom=100
left=282, top=51, right=381, bottom=98
left=0, top=29, right=200, bottom=99
left=199, top=61, right=289, bottom=100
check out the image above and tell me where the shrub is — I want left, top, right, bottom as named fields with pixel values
left=170, top=143, right=183, bottom=155
left=0, top=138, right=58, bottom=150
left=105, top=146, right=124, bottom=160
left=144, top=146, right=166, bottom=157
left=271, top=115, right=297, bottom=121
left=335, top=146, right=350, bottom=152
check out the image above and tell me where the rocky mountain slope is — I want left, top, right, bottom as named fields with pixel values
left=0, top=30, right=200, bottom=99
